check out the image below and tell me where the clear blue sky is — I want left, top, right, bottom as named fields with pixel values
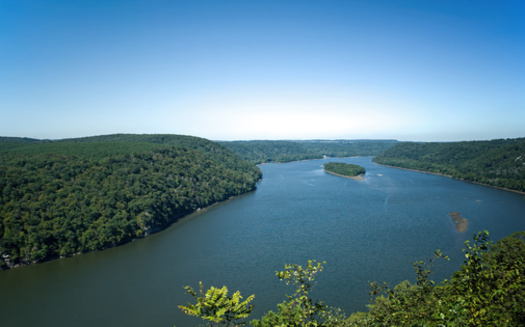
left=1, top=0, right=524, bottom=141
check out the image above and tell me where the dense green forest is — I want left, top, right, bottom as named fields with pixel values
left=373, top=138, right=525, bottom=192
left=323, top=162, right=366, bottom=177
left=219, top=140, right=398, bottom=164
left=179, top=231, right=525, bottom=326
left=0, top=134, right=261, bottom=269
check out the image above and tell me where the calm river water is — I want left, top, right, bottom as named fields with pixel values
left=1, top=157, right=525, bottom=326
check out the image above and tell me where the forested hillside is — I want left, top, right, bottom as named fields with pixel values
left=0, top=134, right=262, bottom=268
left=219, top=140, right=398, bottom=164
left=373, top=138, right=525, bottom=192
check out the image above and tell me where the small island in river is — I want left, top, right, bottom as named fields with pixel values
left=323, top=162, right=366, bottom=180
left=449, top=211, right=468, bottom=232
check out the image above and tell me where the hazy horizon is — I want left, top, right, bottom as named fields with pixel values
left=2, top=132, right=523, bottom=144
left=1, top=0, right=524, bottom=142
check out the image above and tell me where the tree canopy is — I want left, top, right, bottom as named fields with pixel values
left=220, top=140, right=398, bottom=164
left=180, top=231, right=525, bottom=326
left=0, top=134, right=261, bottom=268
left=373, top=138, right=525, bottom=192
left=323, top=162, right=366, bottom=177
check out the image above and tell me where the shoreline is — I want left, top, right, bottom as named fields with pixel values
left=256, top=156, right=362, bottom=166
left=0, top=188, right=258, bottom=271
left=324, top=170, right=365, bottom=180
left=374, top=162, right=525, bottom=196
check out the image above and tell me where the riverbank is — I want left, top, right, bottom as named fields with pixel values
left=256, top=156, right=362, bottom=165
left=0, top=188, right=259, bottom=271
left=324, top=170, right=365, bottom=180
left=374, top=162, right=525, bottom=196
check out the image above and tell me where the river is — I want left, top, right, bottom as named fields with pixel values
left=1, top=157, right=524, bottom=326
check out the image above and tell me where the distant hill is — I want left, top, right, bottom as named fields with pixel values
left=219, top=139, right=398, bottom=164
left=373, top=138, right=525, bottom=192
left=0, top=134, right=261, bottom=268
left=0, top=136, right=41, bottom=143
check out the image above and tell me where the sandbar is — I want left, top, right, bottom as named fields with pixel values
left=449, top=211, right=468, bottom=232
left=324, top=170, right=365, bottom=180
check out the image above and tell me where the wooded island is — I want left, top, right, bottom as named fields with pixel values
left=323, top=162, right=366, bottom=179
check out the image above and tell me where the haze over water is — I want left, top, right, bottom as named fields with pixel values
left=1, top=157, right=524, bottom=326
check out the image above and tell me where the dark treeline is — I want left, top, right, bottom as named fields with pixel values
left=219, top=139, right=398, bottom=164
left=0, top=134, right=262, bottom=269
left=373, top=138, right=525, bottom=192
left=323, top=162, right=366, bottom=177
